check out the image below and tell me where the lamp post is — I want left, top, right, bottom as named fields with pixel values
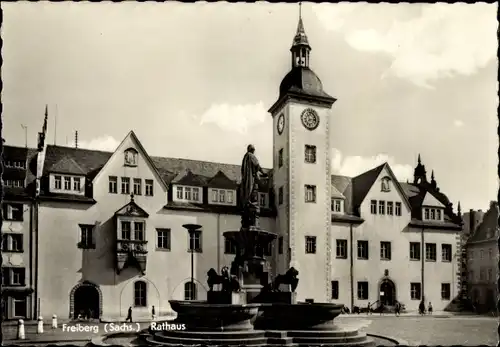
left=182, top=224, right=202, bottom=300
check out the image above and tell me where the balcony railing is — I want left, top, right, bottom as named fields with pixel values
left=116, top=239, right=148, bottom=254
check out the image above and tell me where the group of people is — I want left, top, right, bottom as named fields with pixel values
left=419, top=301, right=433, bottom=315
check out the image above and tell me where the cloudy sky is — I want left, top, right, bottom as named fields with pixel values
left=2, top=2, right=498, bottom=212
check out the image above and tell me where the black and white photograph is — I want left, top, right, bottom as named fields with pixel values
left=0, top=2, right=498, bottom=346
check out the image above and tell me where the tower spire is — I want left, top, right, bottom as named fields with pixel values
left=290, top=2, right=310, bottom=68
left=418, top=154, right=421, bottom=165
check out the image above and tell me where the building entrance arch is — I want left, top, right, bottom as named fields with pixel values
left=70, top=281, right=102, bottom=319
left=379, top=279, right=396, bottom=306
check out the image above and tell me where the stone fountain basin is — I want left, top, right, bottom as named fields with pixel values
left=255, top=302, right=345, bottom=331
left=169, top=300, right=261, bottom=332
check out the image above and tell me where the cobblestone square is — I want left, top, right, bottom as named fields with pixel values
left=337, top=315, right=498, bottom=346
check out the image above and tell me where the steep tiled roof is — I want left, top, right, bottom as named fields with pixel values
left=207, top=171, right=238, bottom=189
left=43, top=146, right=111, bottom=177
left=2, top=145, right=38, bottom=200
left=172, top=169, right=210, bottom=187
left=50, top=156, right=86, bottom=175
left=351, top=163, right=386, bottom=209
left=467, top=202, right=499, bottom=243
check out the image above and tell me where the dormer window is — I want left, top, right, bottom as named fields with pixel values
left=331, top=198, right=343, bottom=213
left=381, top=177, right=391, bottom=192
left=423, top=207, right=443, bottom=221
left=51, top=174, right=84, bottom=194
left=210, top=188, right=235, bottom=206
left=175, top=185, right=202, bottom=203
left=124, top=148, right=138, bottom=167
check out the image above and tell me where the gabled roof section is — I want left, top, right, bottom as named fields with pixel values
left=207, top=170, right=238, bottom=189
left=115, top=195, right=149, bottom=218
left=92, top=131, right=168, bottom=191
left=331, top=175, right=352, bottom=213
left=330, top=185, right=345, bottom=199
left=171, top=169, right=209, bottom=187
left=351, top=163, right=385, bottom=208
left=351, top=162, right=411, bottom=212
left=43, top=145, right=111, bottom=177
left=49, top=156, right=86, bottom=175
left=422, top=191, right=446, bottom=208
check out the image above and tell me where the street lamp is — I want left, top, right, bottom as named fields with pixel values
left=182, top=224, right=202, bottom=300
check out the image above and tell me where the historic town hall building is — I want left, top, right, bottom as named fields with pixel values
left=1, top=15, right=463, bottom=321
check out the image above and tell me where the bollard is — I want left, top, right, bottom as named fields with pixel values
left=37, top=316, right=44, bottom=334
left=52, top=314, right=57, bottom=329
left=17, top=319, right=25, bottom=340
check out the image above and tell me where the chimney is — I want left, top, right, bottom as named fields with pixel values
left=469, top=210, right=476, bottom=235
left=75, top=131, right=78, bottom=149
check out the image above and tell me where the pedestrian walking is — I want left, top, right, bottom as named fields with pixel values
left=151, top=305, right=156, bottom=320
left=125, top=306, right=133, bottom=323
left=419, top=300, right=425, bottom=315
left=367, top=302, right=372, bottom=315
left=395, top=301, right=401, bottom=317
left=428, top=302, right=433, bottom=315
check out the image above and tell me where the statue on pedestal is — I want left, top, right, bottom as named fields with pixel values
left=239, top=144, right=268, bottom=228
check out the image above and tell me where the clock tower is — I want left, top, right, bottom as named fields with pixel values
left=268, top=10, right=336, bottom=302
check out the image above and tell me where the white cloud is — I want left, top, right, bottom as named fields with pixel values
left=199, top=102, right=268, bottom=134
left=68, top=135, right=120, bottom=152
left=331, top=149, right=413, bottom=182
left=314, top=3, right=497, bottom=87
left=453, top=119, right=464, bottom=127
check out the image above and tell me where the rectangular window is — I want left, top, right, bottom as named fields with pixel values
left=469, top=250, right=474, bottom=260
left=259, top=193, right=266, bottom=207
left=305, top=185, right=316, bottom=203
left=436, top=209, right=442, bottom=220
left=331, top=281, right=339, bottom=300
left=370, top=200, right=377, bottom=214
left=78, top=225, right=95, bottom=249
left=193, top=187, right=200, bottom=202
left=156, top=229, right=171, bottom=250
left=357, top=281, right=368, bottom=300
left=331, top=199, right=341, bottom=212
left=469, top=270, right=475, bottom=281
left=189, top=231, right=202, bottom=252
left=13, top=297, right=27, bottom=317
left=395, top=202, right=402, bottom=216
left=410, top=283, right=421, bottom=300
left=380, top=241, right=391, bottom=260
left=431, top=209, right=436, bottom=220
left=489, top=248, right=493, bottom=259
left=2, top=203, right=23, bottom=221
left=11, top=268, right=25, bottom=286
left=227, top=190, right=233, bottom=203
left=378, top=200, right=385, bottom=215
left=121, top=177, right=130, bottom=194
left=224, top=238, right=237, bottom=254
left=357, top=240, right=369, bottom=260
left=73, top=178, right=81, bottom=192
left=10, top=234, right=23, bottom=252
left=441, top=283, right=451, bottom=300
left=145, top=179, right=154, bottom=196
left=387, top=201, right=394, bottom=215
left=488, top=268, right=493, bottom=281
left=64, top=176, right=71, bottom=190
left=54, top=175, right=62, bottom=189
left=185, top=187, right=192, bottom=200
left=211, top=189, right=218, bottom=203
left=304, top=145, right=317, bottom=163
left=278, top=237, right=284, bottom=254
left=441, top=244, right=452, bottom=262
left=134, top=222, right=145, bottom=241
left=109, top=176, right=118, bottom=194
left=336, top=239, right=347, bottom=259
left=425, top=243, right=437, bottom=261
left=424, top=208, right=430, bottom=220
left=278, top=187, right=284, bottom=205
left=480, top=249, right=484, bottom=259
left=479, top=268, right=486, bottom=281
left=121, top=221, right=131, bottom=240
left=278, top=149, right=284, bottom=168
left=219, top=190, right=226, bottom=203
left=177, top=186, right=184, bottom=200
left=264, top=242, right=272, bottom=256
left=133, top=178, right=142, bottom=195
left=134, top=281, right=147, bottom=307
left=305, top=236, right=316, bottom=254
left=410, top=242, right=421, bottom=260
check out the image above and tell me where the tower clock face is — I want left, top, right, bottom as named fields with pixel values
left=277, top=113, right=285, bottom=135
left=301, top=109, right=319, bottom=130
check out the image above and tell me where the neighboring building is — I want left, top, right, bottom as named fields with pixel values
left=1, top=145, right=38, bottom=320
left=466, top=201, right=498, bottom=313
left=9, top=14, right=463, bottom=321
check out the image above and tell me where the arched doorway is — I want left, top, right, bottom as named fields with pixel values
left=379, top=279, right=396, bottom=306
left=73, top=285, right=100, bottom=319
